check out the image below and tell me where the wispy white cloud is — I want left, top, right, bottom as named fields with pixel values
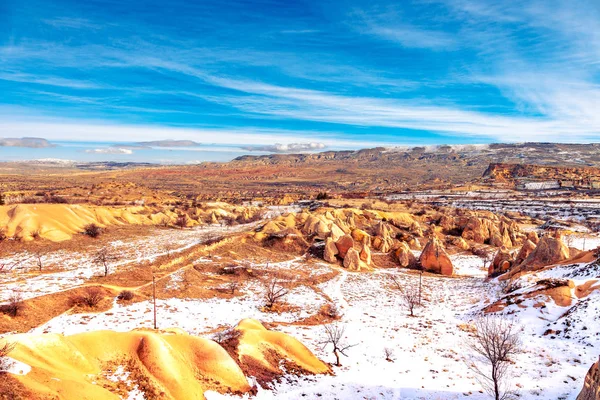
left=241, top=142, right=326, bottom=153
left=0, top=72, right=103, bottom=89
left=85, top=147, right=133, bottom=155
left=367, top=25, right=458, bottom=50
left=42, top=17, right=102, bottom=30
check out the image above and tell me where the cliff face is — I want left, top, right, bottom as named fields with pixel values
left=483, top=163, right=600, bottom=189
left=577, top=357, right=600, bottom=400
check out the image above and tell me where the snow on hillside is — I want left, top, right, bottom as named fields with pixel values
left=21, top=255, right=597, bottom=400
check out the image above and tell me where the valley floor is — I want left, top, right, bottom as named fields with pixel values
left=6, top=252, right=594, bottom=399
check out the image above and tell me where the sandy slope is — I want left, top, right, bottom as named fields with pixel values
left=1, top=318, right=329, bottom=400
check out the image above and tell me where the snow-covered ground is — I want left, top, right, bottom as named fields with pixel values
left=0, top=222, right=259, bottom=301
left=21, top=254, right=597, bottom=400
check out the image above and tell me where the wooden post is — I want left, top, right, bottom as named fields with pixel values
left=419, top=269, right=423, bottom=306
left=153, top=275, right=157, bottom=330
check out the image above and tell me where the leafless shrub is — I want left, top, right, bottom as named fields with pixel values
left=227, top=282, right=239, bottom=295
left=384, top=347, right=395, bottom=362
left=163, top=243, right=175, bottom=259
left=0, top=340, right=16, bottom=371
left=500, top=279, right=523, bottom=294
left=157, top=215, right=171, bottom=228
left=117, top=290, right=135, bottom=301
left=212, top=326, right=242, bottom=345
left=174, top=215, right=188, bottom=229
left=263, top=278, right=289, bottom=309
left=322, top=303, right=342, bottom=319
left=93, top=247, right=117, bottom=277
left=70, top=287, right=104, bottom=308
left=466, top=317, right=522, bottom=400
left=318, top=324, right=356, bottom=367
left=0, top=290, right=24, bottom=317
left=82, top=223, right=102, bottom=238
left=390, top=276, right=420, bottom=317
left=33, top=251, right=43, bottom=271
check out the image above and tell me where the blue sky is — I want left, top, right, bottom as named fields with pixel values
left=1, top=0, right=599, bottom=161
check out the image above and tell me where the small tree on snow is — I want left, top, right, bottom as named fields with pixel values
left=466, top=316, right=522, bottom=400
left=318, top=324, right=356, bottom=367
left=390, top=276, right=420, bottom=317
left=263, top=278, right=288, bottom=309
left=93, top=247, right=117, bottom=277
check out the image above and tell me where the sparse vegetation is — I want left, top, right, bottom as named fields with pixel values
left=263, top=278, right=289, bottom=309
left=384, top=347, right=395, bottom=362
left=466, top=317, right=522, bottom=400
left=82, top=223, right=102, bottom=238
left=0, top=340, right=16, bottom=370
left=174, top=215, right=188, bottom=229
left=390, top=276, right=421, bottom=317
left=227, top=281, right=239, bottom=295
left=212, top=326, right=242, bottom=345
left=321, top=303, right=341, bottom=319
left=0, top=290, right=24, bottom=317
left=93, top=247, right=117, bottom=277
left=70, top=287, right=104, bottom=308
left=319, top=324, right=355, bottom=367
left=117, top=290, right=135, bottom=301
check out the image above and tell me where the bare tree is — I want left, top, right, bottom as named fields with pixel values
left=93, top=247, right=117, bottom=277
left=384, top=347, right=395, bottom=362
left=318, top=324, right=356, bottom=367
left=390, top=276, right=421, bottom=317
left=227, top=281, right=239, bottom=295
left=466, top=317, right=522, bottom=400
left=163, top=243, right=175, bottom=259
left=33, top=250, right=43, bottom=271
left=263, top=278, right=288, bottom=309
left=174, top=215, right=188, bottom=229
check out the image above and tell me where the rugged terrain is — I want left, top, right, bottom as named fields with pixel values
left=4, top=143, right=600, bottom=200
left=1, top=144, right=600, bottom=399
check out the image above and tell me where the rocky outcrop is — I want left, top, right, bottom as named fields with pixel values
left=324, top=237, right=339, bottom=263
left=578, top=356, right=600, bottom=400
left=343, top=248, right=362, bottom=271
left=335, top=235, right=354, bottom=259
left=419, top=237, right=454, bottom=276
left=518, top=236, right=570, bottom=271
left=489, top=247, right=514, bottom=277
left=527, top=230, right=540, bottom=244
left=515, top=239, right=537, bottom=266
left=394, top=242, right=417, bottom=268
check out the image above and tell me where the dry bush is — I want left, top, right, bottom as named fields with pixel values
left=212, top=326, right=242, bottom=345
left=321, top=303, right=342, bottom=319
left=82, top=223, right=101, bottom=238
left=174, top=215, right=188, bottom=229
left=70, top=287, right=104, bottom=308
left=390, top=276, right=420, bottom=317
left=263, top=278, right=288, bottom=309
left=466, top=317, right=522, bottom=400
left=0, top=229, right=6, bottom=242
left=93, top=247, right=117, bottom=277
left=0, top=290, right=24, bottom=317
left=384, top=347, right=395, bottom=362
left=0, top=340, right=16, bottom=371
left=117, top=290, right=135, bottom=301
left=227, top=282, right=239, bottom=295
left=318, top=324, right=356, bottom=367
